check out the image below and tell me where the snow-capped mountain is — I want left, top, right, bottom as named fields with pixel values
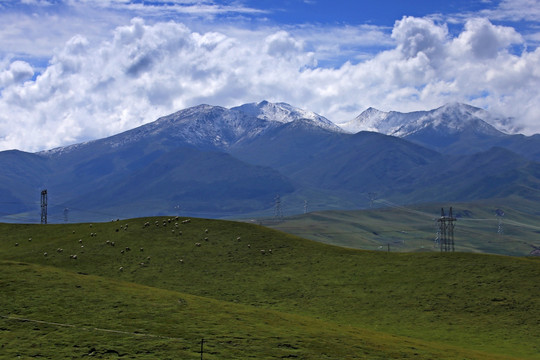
left=42, top=101, right=339, bottom=157
left=232, top=100, right=343, bottom=132
left=3, top=100, right=540, bottom=222
left=339, top=102, right=516, bottom=137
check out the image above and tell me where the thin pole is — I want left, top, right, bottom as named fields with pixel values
left=200, top=338, right=204, bottom=360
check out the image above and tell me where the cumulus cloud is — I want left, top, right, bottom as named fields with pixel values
left=392, top=16, right=448, bottom=61
left=0, top=16, right=540, bottom=151
left=0, top=60, right=34, bottom=88
left=452, top=18, right=523, bottom=59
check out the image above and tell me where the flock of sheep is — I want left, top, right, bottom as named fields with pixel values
left=16, top=216, right=274, bottom=271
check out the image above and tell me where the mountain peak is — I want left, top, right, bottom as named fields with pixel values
left=231, top=101, right=343, bottom=132
left=337, top=107, right=390, bottom=133
left=339, top=102, right=514, bottom=137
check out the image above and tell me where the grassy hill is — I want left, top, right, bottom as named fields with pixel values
left=265, top=198, right=540, bottom=256
left=1, top=217, right=539, bottom=359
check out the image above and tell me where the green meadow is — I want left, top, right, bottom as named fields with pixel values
left=266, top=199, right=540, bottom=256
left=1, top=217, right=539, bottom=359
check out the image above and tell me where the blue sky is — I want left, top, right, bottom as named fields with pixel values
left=1, top=0, right=540, bottom=151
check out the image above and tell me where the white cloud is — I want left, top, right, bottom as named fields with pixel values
left=0, top=60, right=34, bottom=88
left=480, top=0, right=540, bottom=22
left=391, top=16, right=448, bottom=61
left=452, top=18, right=522, bottom=59
left=1, top=15, right=540, bottom=152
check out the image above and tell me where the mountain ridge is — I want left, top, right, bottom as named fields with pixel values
left=2, top=100, right=540, bottom=222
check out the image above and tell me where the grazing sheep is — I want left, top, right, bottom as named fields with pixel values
left=90, top=224, right=93, bottom=228
left=72, top=231, right=75, bottom=234
left=15, top=243, right=19, bottom=247
left=119, top=266, right=124, bottom=272
left=195, top=242, right=201, bottom=247
left=179, top=259, right=184, bottom=264
left=57, top=248, right=63, bottom=253
left=79, top=239, right=83, bottom=243
left=140, top=248, right=144, bottom=252
left=70, top=254, right=77, bottom=259
left=237, top=236, right=241, bottom=241
left=125, top=247, right=131, bottom=252
left=205, top=229, right=209, bottom=234
left=43, top=252, right=48, bottom=256
left=28, top=238, right=32, bottom=242
left=247, top=244, right=251, bottom=248
left=175, top=216, right=179, bottom=221
left=121, top=250, right=124, bottom=254
left=204, top=237, right=208, bottom=241
left=111, top=241, right=115, bottom=246
left=268, top=249, right=272, bottom=254
left=80, top=245, right=84, bottom=248
left=147, top=256, right=151, bottom=260
left=260, top=250, right=265, bottom=255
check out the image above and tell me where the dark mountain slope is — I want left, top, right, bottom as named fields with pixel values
left=69, top=146, right=294, bottom=217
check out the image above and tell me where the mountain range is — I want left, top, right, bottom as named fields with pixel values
left=1, top=101, right=540, bottom=222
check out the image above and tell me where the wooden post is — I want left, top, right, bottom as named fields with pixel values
left=200, top=338, right=204, bottom=360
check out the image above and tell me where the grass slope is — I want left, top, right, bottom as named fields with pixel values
left=266, top=199, right=540, bottom=256
left=1, top=218, right=540, bottom=359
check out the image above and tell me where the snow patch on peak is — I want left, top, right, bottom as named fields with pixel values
left=232, top=101, right=342, bottom=132
left=337, top=107, right=389, bottom=133
left=339, top=102, right=514, bottom=137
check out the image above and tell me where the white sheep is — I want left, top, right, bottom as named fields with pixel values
left=195, top=242, right=201, bottom=247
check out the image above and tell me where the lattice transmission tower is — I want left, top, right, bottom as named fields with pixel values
left=40, top=189, right=47, bottom=225
left=437, top=207, right=456, bottom=252
left=274, top=195, right=283, bottom=220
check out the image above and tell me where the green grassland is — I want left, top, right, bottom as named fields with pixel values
left=265, top=199, right=540, bottom=256
left=1, top=217, right=539, bottom=359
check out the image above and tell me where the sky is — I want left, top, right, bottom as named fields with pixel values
left=0, top=0, right=540, bottom=151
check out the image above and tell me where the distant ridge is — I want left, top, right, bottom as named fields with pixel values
left=338, top=102, right=514, bottom=136
left=1, top=100, right=540, bottom=222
